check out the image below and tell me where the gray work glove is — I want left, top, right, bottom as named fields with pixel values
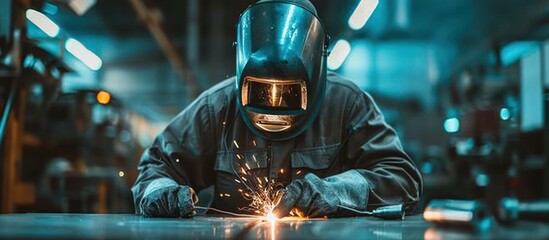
left=140, top=180, right=197, bottom=218
left=273, top=170, right=369, bottom=218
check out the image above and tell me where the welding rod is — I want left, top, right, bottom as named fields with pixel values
left=338, top=203, right=405, bottom=220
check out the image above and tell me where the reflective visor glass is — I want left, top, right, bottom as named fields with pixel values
left=243, top=77, right=307, bottom=110
left=236, top=2, right=326, bottom=78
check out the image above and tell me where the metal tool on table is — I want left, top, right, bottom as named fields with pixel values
left=498, top=197, right=549, bottom=224
left=423, top=199, right=491, bottom=231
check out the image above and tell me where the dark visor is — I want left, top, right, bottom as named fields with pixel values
left=243, top=77, right=307, bottom=110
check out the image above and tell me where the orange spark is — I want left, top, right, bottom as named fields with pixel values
left=230, top=144, right=285, bottom=219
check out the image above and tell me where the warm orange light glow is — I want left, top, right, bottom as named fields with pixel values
left=424, top=228, right=441, bottom=240
left=96, top=90, right=111, bottom=104
left=266, top=211, right=277, bottom=222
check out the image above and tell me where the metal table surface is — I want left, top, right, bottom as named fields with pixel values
left=0, top=213, right=548, bottom=239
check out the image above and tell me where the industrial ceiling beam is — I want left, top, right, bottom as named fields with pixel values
left=128, top=0, right=199, bottom=96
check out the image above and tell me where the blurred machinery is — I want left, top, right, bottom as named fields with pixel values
left=2, top=0, right=548, bottom=222
left=23, top=89, right=138, bottom=213
left=1, top=0, right=138, bottom=213
left=423, top=40, right=549, bottom=224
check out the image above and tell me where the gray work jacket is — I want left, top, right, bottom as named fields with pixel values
left=132, top=72, right=423, bottom=215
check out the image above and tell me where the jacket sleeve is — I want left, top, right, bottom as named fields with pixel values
left=343, top=91, right=423, bottom=212
left=131, top=95, right=217, bottom=214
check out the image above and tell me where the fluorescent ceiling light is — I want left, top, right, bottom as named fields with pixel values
left=68, top=0, right=97, bottom=16
left=328, top=39, right=351, bottom=70
left=348, top=0, right=379, bottom=30
left=26, top=9, right=60, bottom=37
left=65, top=38, right=103, bottom=70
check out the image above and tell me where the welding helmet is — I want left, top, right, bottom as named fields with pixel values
left=235, top=0, right=329, bottom=141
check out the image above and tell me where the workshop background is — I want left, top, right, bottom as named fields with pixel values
left=1, top=0, right=548, bottom=215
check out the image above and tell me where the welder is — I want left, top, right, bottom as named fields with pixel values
left=131, top=0, right=422, bottom=218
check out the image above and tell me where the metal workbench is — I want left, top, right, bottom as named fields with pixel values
left=0, top=213, right=548, bottom=239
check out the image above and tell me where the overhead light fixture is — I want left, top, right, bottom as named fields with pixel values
left=348, top=0, right=379, bottom=30
left=328, top=39, right=351, bottom=70
left=68, top=0, right=97, bottom=16
left=48, top=0, right=97, bottom=16
left=65, top=38, right=103, bottom=70
left=26, top=9, right=60, bottom=37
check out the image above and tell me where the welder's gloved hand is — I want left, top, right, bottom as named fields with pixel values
left=140, top=178, right=198, bottom=218
left=273, top=170, right=369, bottom=218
